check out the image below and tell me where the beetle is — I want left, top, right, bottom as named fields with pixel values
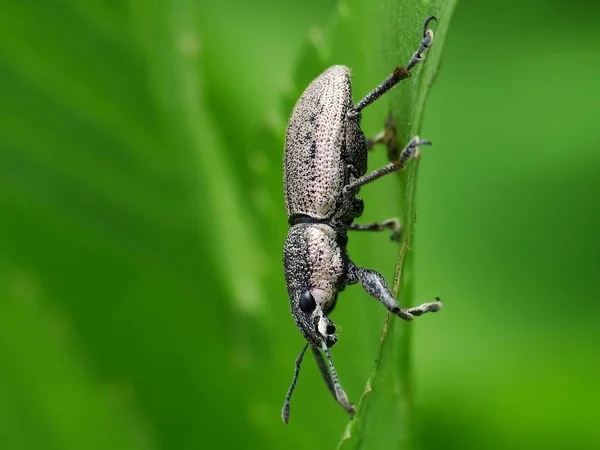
left=281, top=16, right=442, bottom=424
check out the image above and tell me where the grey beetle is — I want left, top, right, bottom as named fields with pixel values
left=281, top=16, right=442, bottom=424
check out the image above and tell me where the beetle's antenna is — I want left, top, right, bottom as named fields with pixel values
left=321, top=342, right=355, bottom=417
left=311, top=345, right=336, bottom=398
left=281, top=343, right=309, bottom=424
left=350, top=15, right=436, bottom=115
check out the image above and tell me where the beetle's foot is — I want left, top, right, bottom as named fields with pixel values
left=407, top=15, right=436, bottom=71
left=404, top=297, right=443, bottom=317
left=392, top=298, right=442, bottom=320
left=397, top=136, right=432, bottom=167
left=349, top=218, right=401, bottom=241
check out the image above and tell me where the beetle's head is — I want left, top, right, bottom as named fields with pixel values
left=283, top=223, right=344, bottom=349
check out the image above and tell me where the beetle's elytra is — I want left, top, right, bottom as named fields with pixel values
left=281, top=16, right=442, bottom=424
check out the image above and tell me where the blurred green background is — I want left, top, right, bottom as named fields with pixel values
left=1, top=0, right=599, bottom=449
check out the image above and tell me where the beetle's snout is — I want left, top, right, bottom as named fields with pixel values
left=316, top=315, right=338, bottom=347
left=325, top=334, right=337, bottom=348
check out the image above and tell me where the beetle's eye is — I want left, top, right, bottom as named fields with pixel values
left=298, top=290, right=316, bottom=313
left=326, top=323, right=336, bottom=335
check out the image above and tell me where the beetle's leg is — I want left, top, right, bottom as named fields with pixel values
left=312, top=345, right=355, bottom=418
left=366, top=113, right=399, bottom=160
left=366, top=129, right=386, bottom=151
left=343, top=136, right=430, bottom=194
left=407, top=15, right=437, bottom=71
left=347, top=261, right=442, bottom=320
left=367, top=112, right=406, bottom=161
left=349, top=218, right=401, bottom=241
left=349, top=16, right=436, bottom=115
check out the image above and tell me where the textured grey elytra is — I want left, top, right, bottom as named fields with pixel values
left=284, top=66, right=366, bottom=221
left=281, top=15, right=442, bottom=425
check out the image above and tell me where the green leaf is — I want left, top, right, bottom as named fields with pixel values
left=0, top=0, right=331, bottom=448
left=0, top=0, right=455, bottom=447
left=0, top=1, right=252, bottom=448
left=280, top=0, right=456, bottom=448
left=0, top=262, right=152, bottom=450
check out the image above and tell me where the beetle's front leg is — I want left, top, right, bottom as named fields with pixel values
left=349, top=218, right=401, bottom=241
left=347, top=261, right=442, bottom=320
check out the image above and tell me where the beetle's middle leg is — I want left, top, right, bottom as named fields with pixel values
left=349, top=218, right=401, bottom=241
left=343, top=136, right=430, bottom=194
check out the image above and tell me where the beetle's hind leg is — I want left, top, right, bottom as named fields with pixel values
left=349, top=16, right=436, bottom=116
left=349, top=218, right=401, bottom=241
left=347, top=261, right=442, bottom=320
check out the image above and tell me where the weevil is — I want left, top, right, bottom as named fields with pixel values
left=281, top=16, right=442, bottom=423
